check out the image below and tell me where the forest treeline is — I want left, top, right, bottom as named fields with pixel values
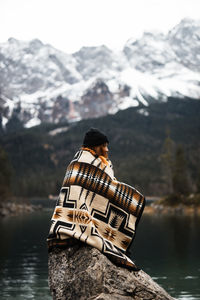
left=0, top=97, right=200, bottom=205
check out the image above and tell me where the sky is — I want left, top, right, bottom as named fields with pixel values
left=0, top=0, right=200, bottom=54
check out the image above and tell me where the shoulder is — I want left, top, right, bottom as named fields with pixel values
left=103, top=159, right=115, bottom=179
left=71, top=149, right=99, bottom=165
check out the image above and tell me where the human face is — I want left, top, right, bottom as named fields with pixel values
left=94, top=143, right=109, bottom=159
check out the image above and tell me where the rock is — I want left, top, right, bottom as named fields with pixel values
left=48, top=244, right=175, bottom=300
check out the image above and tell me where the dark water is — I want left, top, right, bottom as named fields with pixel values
left=0, top=208, right=200, bottom=300
left=133, top=213, right=200, bottom=299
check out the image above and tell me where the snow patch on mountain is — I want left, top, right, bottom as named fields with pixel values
left=118, top=97, right=139, bottom=110
left=25, top=117, right=41, bottom=128
left=48, top=126, right=69, bottom=136
left=0, top=18, right=200, bottom=128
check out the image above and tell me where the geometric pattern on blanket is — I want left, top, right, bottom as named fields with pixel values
left=47, top=149, right=146, bottom=270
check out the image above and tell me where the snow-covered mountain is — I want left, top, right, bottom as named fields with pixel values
left=0, top=18, right=200, bottom=128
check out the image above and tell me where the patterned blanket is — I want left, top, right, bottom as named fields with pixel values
left=47, top=149, right=145, bottom=270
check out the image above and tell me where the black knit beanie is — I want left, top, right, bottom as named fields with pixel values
left=83, top=128, right=109, bottom=147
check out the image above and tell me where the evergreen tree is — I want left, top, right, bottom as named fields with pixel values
left=160, top=129, right=175, bottom=194
left=0, top=146, right=12, bottom=202
left=172, top=145, right=190, bottom=196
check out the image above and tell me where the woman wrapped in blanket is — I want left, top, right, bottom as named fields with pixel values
left=47, top=128, right=145, bottom=270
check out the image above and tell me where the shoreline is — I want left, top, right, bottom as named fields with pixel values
left=0, top=202, right=42, bottom=217
left=1, top=197, right=200, bottom=217
left=144, top=203, right=200, bottom=216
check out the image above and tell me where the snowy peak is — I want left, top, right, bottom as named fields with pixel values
left=124, top=18, right=200, bottom=74
left=168, top=18, right=200, bottom=72
left=0, top=18, right=200, bottom=129
left=73, top=45, right=125, bottom=80
left=0, top=37, right=81, bottom=98
left=123, top=31, right=176, bottom=73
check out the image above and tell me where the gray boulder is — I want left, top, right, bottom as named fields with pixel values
left=48, top=244, right=175, bottom=300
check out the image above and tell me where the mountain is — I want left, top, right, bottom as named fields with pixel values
left=1, top=97, right=200, bottom=197
left=0, top=18, right=200, bottom=129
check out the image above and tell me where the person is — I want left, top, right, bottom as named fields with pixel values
left=47, top=128, right=145, bottom=270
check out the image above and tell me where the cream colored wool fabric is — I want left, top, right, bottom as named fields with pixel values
left=47, top=149, right=145, bottom=269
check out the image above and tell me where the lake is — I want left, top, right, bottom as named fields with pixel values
left=0, top=207, right=199, bottom=299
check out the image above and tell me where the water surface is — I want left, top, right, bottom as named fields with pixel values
left=0, top=208, right=199, bottom=299
left=133, top=213, right=200, bottom=299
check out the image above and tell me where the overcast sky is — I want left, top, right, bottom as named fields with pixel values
left=1, top=0, right=200, bottom=53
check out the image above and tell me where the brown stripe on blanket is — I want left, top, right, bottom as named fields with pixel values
left=47, top=149, right=145, bottom=270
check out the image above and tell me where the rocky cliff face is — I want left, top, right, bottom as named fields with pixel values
left=0, top=18, right=200, bottom=128
left=48, top=244, right=175, bottom=300
left=168, top=18, right=200, bottom=73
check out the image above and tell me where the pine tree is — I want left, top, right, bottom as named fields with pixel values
left=160, top=129, right=175, bottom=194
left=0, top=146, right=12, bottom=202
left=172, top=145, right=190, bottom=197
